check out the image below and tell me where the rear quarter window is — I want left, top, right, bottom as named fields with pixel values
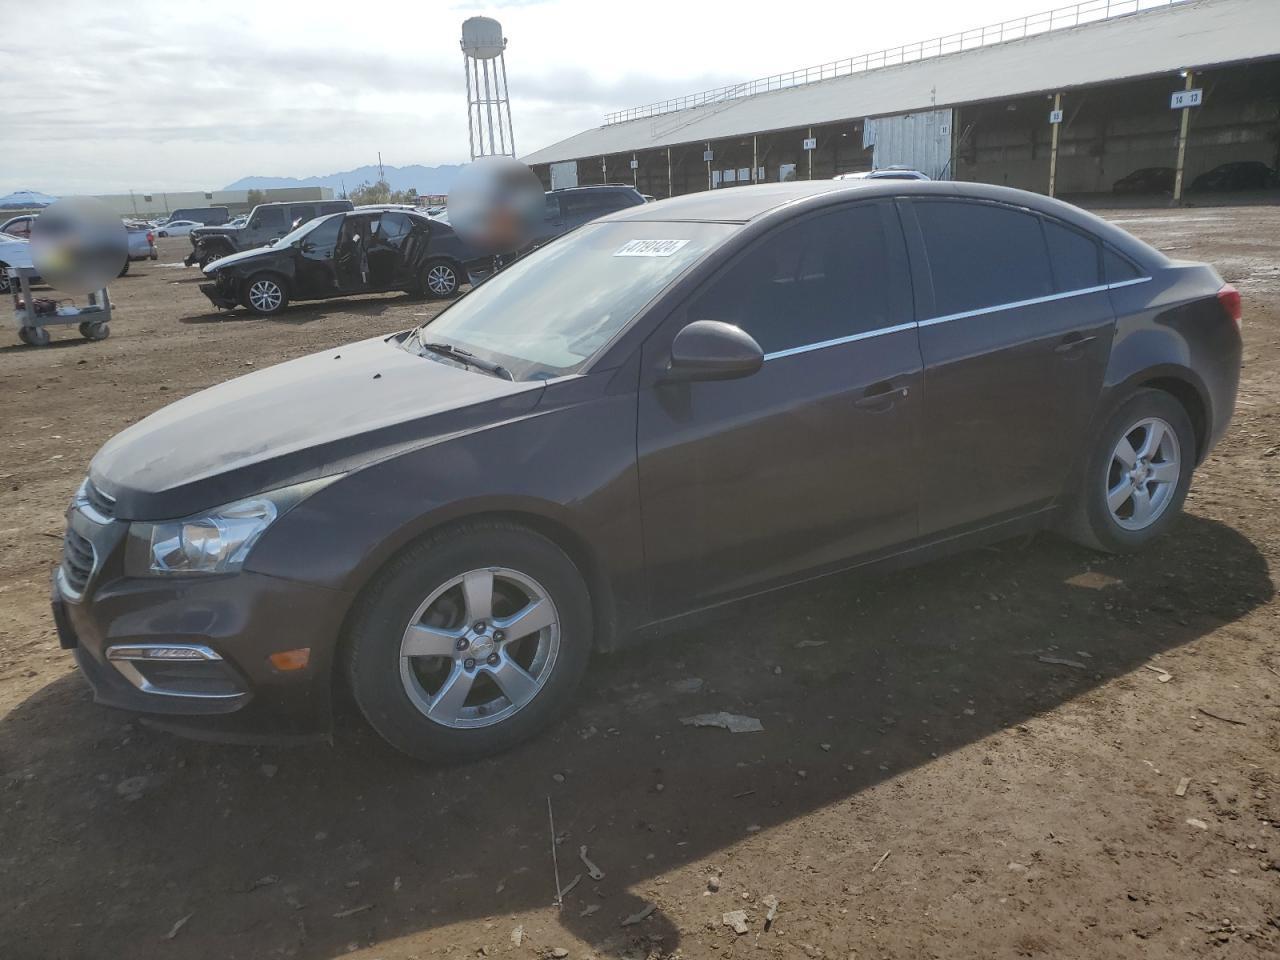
left=1104, top=246, right=1144, bottom=284
left=1042, top=218, right=1101, bottom=292
left=914, top=200, right=1053, bottom=316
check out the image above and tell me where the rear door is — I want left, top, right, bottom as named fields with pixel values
left=637, top=200, right=922, bottom=616
left=904, top=198, right=1114, bottom=535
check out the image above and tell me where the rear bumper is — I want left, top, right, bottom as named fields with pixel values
left=55, top=564, right=351, bottom=742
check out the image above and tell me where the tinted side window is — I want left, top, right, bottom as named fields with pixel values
left=563, top=194, right=606, bottom=218
left=688, top=203, right=906, bottom=354
left=253, top=207, right=285, bottom=230
left=1104, top=246, right=1143, bottom=283
left=544, top=196, right=561, bottom=219
left=289, top=205, right=316, bottom=226
left=914, top=200, right=1053, bottom=316
left=377, top=213, right=413, bottom=246
left=1042, top=218, right=1101, bottom=292
left=304, top=215, right=343, bottom=252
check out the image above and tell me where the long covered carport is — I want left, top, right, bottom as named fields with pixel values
left=526, top=0, right=1280, bottom=205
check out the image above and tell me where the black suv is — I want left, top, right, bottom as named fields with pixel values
left=534, top=185, right=645, bottom=245
left=186, top=200, right=354, bottom=268
left=199, top=207, right=483, bottom=315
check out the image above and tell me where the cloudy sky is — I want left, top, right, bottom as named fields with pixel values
left=6, top=0, right=1057, bottom=195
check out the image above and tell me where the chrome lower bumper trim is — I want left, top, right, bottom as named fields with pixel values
left=106, top=644, right=245, bottom=700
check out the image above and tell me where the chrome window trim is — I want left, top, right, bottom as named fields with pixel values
left=751, top=278, right=1153, bottom=363
left=763, top=321, right=918, bottom=361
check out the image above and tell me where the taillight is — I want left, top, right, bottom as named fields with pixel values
left=1217, top=284, right=1242, bottom=331
left=147, top=231, right=155, bottom=244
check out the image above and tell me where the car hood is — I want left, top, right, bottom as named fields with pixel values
left=90, top=334, right=545, bottom=520
left=192, top=225, right=240, bottom=240
left=202, top=245, right=281, bottom=274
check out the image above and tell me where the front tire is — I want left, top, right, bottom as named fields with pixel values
left=1063, top=388, right=1195, bottom=553
left=346, top=521, right=593, bottom=763
left=117, top=259, right=130, bottom=278
left=0, top=263, right=10, bottom=295
left=242, top=274, right=289, bottom=316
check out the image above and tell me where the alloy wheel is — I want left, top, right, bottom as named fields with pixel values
left=248, top=279, right=283, bottom=312
left=399, top=567, right=560, bottom=729
left=426, top=264, right=458, bottom=296
left=1105, top=416, right=1181, bottom=531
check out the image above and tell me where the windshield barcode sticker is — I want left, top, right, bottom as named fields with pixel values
left=613, top=239, right=690, bottom=258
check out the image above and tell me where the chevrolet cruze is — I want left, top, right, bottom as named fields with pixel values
left=53, top=180, right=1242, bottom=761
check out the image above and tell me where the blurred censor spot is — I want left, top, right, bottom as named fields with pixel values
left=446, top=156, right=544, bottom=256
left=31, top=198, right=128, bottom=294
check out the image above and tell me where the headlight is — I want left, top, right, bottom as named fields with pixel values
left=125, top=476, right=341, bottom=576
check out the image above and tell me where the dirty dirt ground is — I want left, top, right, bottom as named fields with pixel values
left=0, top=208, right=1277, bottom=960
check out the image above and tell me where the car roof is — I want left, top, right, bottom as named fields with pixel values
left=601, top=179, right=1166, bottom=267
left=549, top=184, right=636, bottom=194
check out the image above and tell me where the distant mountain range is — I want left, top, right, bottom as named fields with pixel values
left=224, top=164, right=465, bottom=196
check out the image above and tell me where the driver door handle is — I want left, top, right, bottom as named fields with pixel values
left=1055, top=332, right=1097, bottom=354
left=855, top=382, right=908, bottom=411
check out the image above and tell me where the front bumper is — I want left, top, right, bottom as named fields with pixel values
left=199, top=278, right=239, bottom=309
left=53, top=534, right=353, bottom=741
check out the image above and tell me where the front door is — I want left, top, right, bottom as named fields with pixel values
left=903, top=198, right=1114, bottom=535
left=293, top=214, right=344, bottom=298
left=637, top=201, right=923, bottom=618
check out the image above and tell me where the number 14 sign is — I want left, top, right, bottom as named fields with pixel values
left=1171, top=89, right=1203, bottom=109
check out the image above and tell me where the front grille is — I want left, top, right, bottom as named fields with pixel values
left=82, top=479, right=116, bottom=520
left=62, top=529, right=95, bottom=594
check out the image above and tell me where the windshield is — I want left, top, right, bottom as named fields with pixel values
left=419, top=220, right=735, bottom=380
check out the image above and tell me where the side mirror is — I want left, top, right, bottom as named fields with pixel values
left=665, top=320, right=764, bottom=382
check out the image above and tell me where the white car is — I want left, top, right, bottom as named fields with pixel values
left=834, top=167, right=931, bottom=181
left=0, top=232, right=38, bottom=295
left=156, top=219, right=200, bottom=238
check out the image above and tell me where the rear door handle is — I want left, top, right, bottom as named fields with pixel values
left=855, top=382, right=908, bottom=411
left=1055, top=332, right=1097, bottom=354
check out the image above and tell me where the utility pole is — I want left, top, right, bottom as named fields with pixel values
left=667, top=147, right=673, bottom=198
left=1172, top=70, right=1196, bottom=203
left=378, top=152, right=385, bottom=184
left=1048, top=93, right=1063, bottom=198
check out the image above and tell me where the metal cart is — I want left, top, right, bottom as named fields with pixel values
left=8, top=265, right=112, bottom=347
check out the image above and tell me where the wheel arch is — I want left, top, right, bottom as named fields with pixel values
left=330, top=505, right=620, bottom=708
left=1105, top=364, right=1211, bottom=463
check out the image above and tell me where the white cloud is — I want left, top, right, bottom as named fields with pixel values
left=2, top=0, right=1052, bottom=193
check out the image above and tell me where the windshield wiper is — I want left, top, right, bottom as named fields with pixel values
left=416, top=333, right=514, bottom=381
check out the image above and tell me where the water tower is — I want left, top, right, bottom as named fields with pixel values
left=461, top=16, right=516, bottom=161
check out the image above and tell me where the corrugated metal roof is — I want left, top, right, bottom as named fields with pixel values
left=522, top=0, right=1279, bottom=165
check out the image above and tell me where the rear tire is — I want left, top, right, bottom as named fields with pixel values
left=117, top=260, right=130, bottom=278
left=0, top=263, right=10, bottom=295
left=421, top=259, right=461, bottom=299
left=80, top=321, right=109, bottom=341
left=242, top=274, right=289, bottom=316
left=345, top=521, right=593, bottom=763
left=1062, top=388, right=1195, bottom=553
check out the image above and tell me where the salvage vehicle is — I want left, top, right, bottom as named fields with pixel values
left=536, top=184, right=645, bottom=245
left=834, top=167, right=931, bottom=181
left=1189, top=161, right=1279, bottom=193
left=1112, top=166, right=1176, bottom=195
left=156, top=219, right=201, bottom=238
left=198, top=208, right=483, bottom=315
left=0, top=232, right=41, bottom=294
left=185, top=199, right=353, bottom=268
left=56, top=180, right=1241, bottom=761
left=0, top=214, right=35, bottom=238
left=167, top=205, right=230, bottom=226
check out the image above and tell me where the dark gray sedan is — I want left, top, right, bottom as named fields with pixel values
left=55, top=180, right=1241, bottom=761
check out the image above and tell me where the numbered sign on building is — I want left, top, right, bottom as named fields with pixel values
left=1170, top=89, right=1203, bottom=109
left=802, top=137, right=817, bottom=151
left=629, top=159, right=639, bottom=170
left=1048, top=109, right=1064, bottom=124
left=703, top=149, right=714, bottom=162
